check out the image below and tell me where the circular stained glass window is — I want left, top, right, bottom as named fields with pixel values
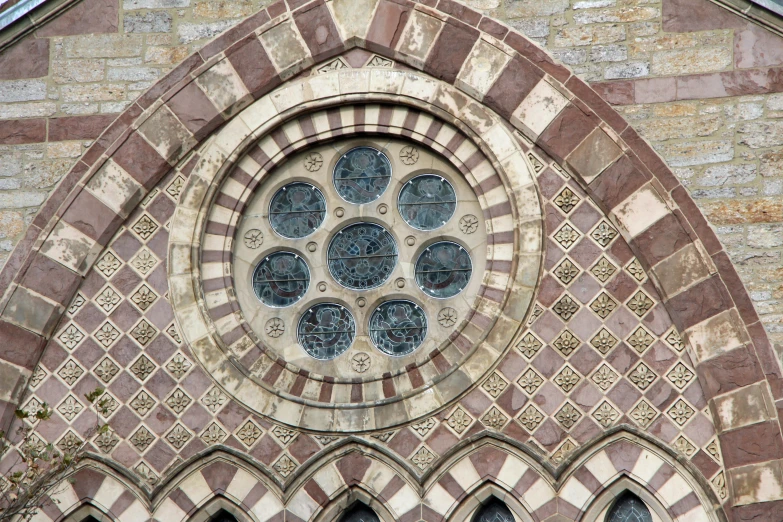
left=252, top=252, right=310, bottom=307
left=328, top=223, right=398, bottom=290
left=269, top=182, right=326, bottom=238
left=415, top=242, right=472, bottom=298
left=298, top=303, right=355, bottom=359
left=333, top=147, right=392, bottom=204
left=369, top=300, right=427, bottom=356
left=398, top=175, right=457, bottom=230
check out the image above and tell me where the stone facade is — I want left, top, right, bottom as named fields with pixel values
left=0, top=0, right=782, bottom=520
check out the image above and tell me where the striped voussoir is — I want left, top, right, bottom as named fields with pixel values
left=26, top=434, right=715, bottom=522
left=0, top=0, right=774, bottom=514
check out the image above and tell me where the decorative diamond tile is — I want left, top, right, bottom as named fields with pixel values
left=627, top=291, right=654, bottom=317
left=712, top=471, right=727, bottom=500
left=517, top=368, right=544, bottom=395
left=166, top=353, right=192, bottom=379
left=57, top=395, right=84, bottom=421
left=518, top=404, right=545, bottom=433
left=667, top=399, right=695, bottom=426
left=201, top=422, right=227, bottom=445
left=94, top=427, right=120, bottom=454
left=411, top=418, right=436, bottom=437
left=94, top=321, right=121, bottom=348
left=553, top=329, right=580, bottom=357
left=274, top=454, right=298, bottom=477
left=371, top=431, right=395, bottom=443
left=554, top=187, right=580, bottom=213
left=590, top=328, right=618, bottom=354
left=627, top=326, right=655, bottom=354
left=131, top=284, right=158, bottom=312
left=592, top=401, right=619, bottom=428
left=446, top=407, right=473, bottom=435
left=272, top=425, right=297, bottom=445
left=56, top=430, right=82, bottom=454
left=626, top=258, right=646, bottom=282
left=26, top=433, right=46, bottom=452
left=166, top=423, right=191, bottom=449
left=591, top=364, right=618, bottom=391
left=317, top=57, right=349, bottom=73
left=411, top=446, right=436, bottom=471
left=131, top=319, right=158, bottom=346
left=482, top=372, right=508, bottom=398
left=628, top=362, right=657, bottom=391
left=58, top=359, right=84, bottom=386
left=366, top=54, right=394, bottom=67
left=58, top=323, right=85, bottom=350
left=527, top=151, right=545, bottom=173
left=481, top=406, right=509, bottom=430
left=95, top=251, right=122, bottom=278
left=132, top=214, right=159, bottom=240
left=553, top=294, right=579, bottom=321
left=554, top=259, right=580, bottom=285
left=135, top=462, right=159, bottom=487
left=95, top=285, right=122, bottom=313
left=201, top=387, right=228, bottom=413
left=551, top=438, right=577, bottom=465
left=589, top=292, right=617, bottom=319
left=130, top=355, right=156, bottom=381
left=131, top=248, right=158, bottom=276
left=236, top=420, right=263, bottom=448
left=674, top=435, right=697, bottom=457
left=166, top=175, right=185, bottom=200
left=629, top=399, right=658, bottom=429
left=30, top=366, right=47, bottom=388
left=591, top=220, right=618, bottom=247
left=554, top=223, right=580, bottom=249
left=707, top=438, right=722, bottom=463
left=313, top=435, right=338, bottom=446
left=590, top=257, right=617, bottom=283
left=527, top=304, right=544, bottom=326
left=94, top=357, right=120, bottom=384
left=165, top=388, right=192, bottom=414
left=67, top=293, right=86, bottom=316
left=665, top=328, right=684, bottom=351
left=517, top=332, right=543, bottom=359
left=130, top=390, right=156, bottom=417
left=97, top=392, right=119, bottom=418
left=131, top=425, right=155, bottom=452
left=555, top=402, right=581, bottom=430
left=554, top=366, right=581, bottom=393
left=22, top=397, right=43, bottom=422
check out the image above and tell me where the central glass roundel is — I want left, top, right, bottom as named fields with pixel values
left=252, top=252, right=310, bottom=307
left=328, top=223, right=398, bottom=290
left=333, top=147, right=392, bottom=204
left=415, top=241, right=473, bottom=298
left=298, top=303, right=355, bottom=360
left=269, top=182, right=326, bottom=238
left=369, top=300, right=428, bottom=356
left=398, top=175, right=457, bottom=230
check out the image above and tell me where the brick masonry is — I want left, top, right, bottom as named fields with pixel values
left=0, top=0, right=781, bottom=519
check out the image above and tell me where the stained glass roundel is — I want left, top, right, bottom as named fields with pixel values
left=328, top=223, right=398, bottom=290
left=268, top=182, right=326, bottom=238
left=398, top=175, right=457, bottom=230
left=369, top=300, right=427, bottom=356
left=333, top=147, right=392, bottom=204
left=298, top=303, right=355, bottom=359
left=415, top=241, right=472, bottom=298
left=252, top=252, right=310, bottom=307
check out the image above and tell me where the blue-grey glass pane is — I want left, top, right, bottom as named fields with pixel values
left=252, top=252, right=310, bottom=307
left=415, top=241, right=472, bottom=298
left=269, top=182, right=326, bottom=238
left=338, top=505, right=380, bottom=522
left=298, top=303, right=355, bottom=359
left=369, top=300, right=427, bottom=356
left=606, top=493, right=653, bottom=522
left=328, top=223, right=397, bottom=290
left=473, top=500, right=515, bottom=522
left=333, top=147, right=391, bottom=204
left=398, top=175, right=456, bottom=230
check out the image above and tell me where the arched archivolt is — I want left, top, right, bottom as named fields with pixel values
left=0, top=0, right=778, bottom=516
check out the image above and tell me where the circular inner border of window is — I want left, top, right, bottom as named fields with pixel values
left=232, top=137, right=488, bottom=380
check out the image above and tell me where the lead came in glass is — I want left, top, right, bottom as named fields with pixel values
left=298, top=303, right=355, bottom=360
left=328, top=223, right=398, bottom=290
left=268, top=182, right=326, bottom=238
left=398, top=175, right=457, bottom=230
left=606, top=493, right=653, bottom=522
left=333, top=147, right=392, bottom=204
left=369, top=300, right=427, bottom=356
left=415, top=241, right=472, bottom=298
left=252, top=252, right=310, bottom=307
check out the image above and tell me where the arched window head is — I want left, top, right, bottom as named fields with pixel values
left=338, top=503, right=380, bottom=522
left=206, top=509, right=240, bottom=522
left=472, top=499, right=515, bottom=522
left=606, top=492, right=653, bottom=522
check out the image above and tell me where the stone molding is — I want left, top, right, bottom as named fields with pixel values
left=31, top=432, right=721, bottom=522
left=0, top=0, right=777, bottom=514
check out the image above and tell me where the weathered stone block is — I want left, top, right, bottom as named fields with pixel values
left=124, top=11, right=173, bottom=33
left=554, top=24, right=626, bottom=47
left=0, top=80, right=47, bottom=103
left=64, top=34, right=143, bottom=59
left=651, top=48, right=732, bottom=76
left=178, top=20, right=238, bottom=44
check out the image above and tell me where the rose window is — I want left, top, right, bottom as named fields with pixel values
left=233, top=137, right=487, bottom=378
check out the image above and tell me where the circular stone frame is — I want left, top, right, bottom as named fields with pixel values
left=169, top=69, right=544, bottom=432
